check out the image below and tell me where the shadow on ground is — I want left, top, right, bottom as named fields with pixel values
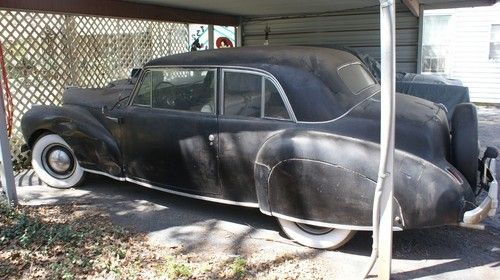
left=15, top=105, right=500, bottom=279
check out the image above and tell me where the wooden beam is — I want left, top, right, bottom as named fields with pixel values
left=0, top=0, right=239, bottom=26
left=403, top=0, right=420, bottom=17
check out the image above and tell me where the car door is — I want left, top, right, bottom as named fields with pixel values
left=120, top=67, right=220, bottom=195
left=217, top=68, right=296, bottom=202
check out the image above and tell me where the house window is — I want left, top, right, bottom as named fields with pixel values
left=490, top=24, right=500, bottom=60
left=421, top=14, right=452, bottom=74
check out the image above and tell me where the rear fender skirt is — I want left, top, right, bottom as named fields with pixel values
left=267, top=158, right=404, bottom=228
left=21, top=105, right=122, bottom=176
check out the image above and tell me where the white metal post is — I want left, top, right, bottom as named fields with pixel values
left=378, top=0, right=396, bottom=278
left=0, top=78, right=17, bottom=206
left=363, top=0, right=396, bottom=278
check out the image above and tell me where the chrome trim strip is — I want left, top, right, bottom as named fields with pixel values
left=83, top=168, right=404, bottom=231
left=82, top=168, right=260, bottom=208
left=260, top=76, right=266, bottom=118
left=269, top=211, right=403, bottom=231
left=297, top=91, right=379, bottom=124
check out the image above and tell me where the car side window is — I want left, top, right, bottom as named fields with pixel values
left=223, top=71, right=262, bottom=118
left=263, top=78, right=290, bottom=120
left=133, top=70, right=152, bottom=106
left=223, top=71, right=290, bottom=120
left=149, top=68, right=216, bottom=113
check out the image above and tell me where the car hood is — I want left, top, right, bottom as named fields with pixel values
left=62, top=79, right=135, bottom=109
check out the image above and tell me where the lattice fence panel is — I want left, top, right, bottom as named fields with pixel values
left=0, top=10, right=189, bottom=169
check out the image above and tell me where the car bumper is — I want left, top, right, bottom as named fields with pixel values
left=459, top=158, right=498, bottom=229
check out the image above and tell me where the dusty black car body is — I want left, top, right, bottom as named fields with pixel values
left=22, top=46, right=481, bottom=233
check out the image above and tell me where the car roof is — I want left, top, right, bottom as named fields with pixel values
left=145, top=46, right=378, bottom=122
left=145, top=46, right=358, bottom=70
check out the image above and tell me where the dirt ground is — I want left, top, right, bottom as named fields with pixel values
left=11, top=105, right=500, bottom=279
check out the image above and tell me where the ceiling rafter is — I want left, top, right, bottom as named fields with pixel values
left=0, top=0, right=240, bottom=26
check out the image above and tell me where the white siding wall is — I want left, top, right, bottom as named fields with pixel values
left=242, top=4, right=419, bottom=73
left=425, top=4, right=500, bottom=103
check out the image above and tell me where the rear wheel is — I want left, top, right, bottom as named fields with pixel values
left=277, top=218, right=356, bottom=249
left=32, top=134, right=85, bottom=189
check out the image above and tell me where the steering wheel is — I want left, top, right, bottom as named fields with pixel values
left=154, top=81, right=174, bottom=91
left=153, top=81, right=177, bottom=108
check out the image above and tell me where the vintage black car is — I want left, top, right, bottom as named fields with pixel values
left=22, top=46, right=498, bottom=249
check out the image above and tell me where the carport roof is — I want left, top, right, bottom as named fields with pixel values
left=1, top=0, right=498, bottom=25
left=125, top=0, right=498, bottom=16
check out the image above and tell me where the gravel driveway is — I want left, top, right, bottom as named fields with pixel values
left=15, top=105, right=500, bottom=279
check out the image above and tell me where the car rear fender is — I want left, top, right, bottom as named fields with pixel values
left=254, top=130, right=471, bottom=229
left=21, top=105, right=122, bottom=176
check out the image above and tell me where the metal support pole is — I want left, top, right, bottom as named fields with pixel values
left=0, top=78, right=17, bottom=206
left=236, top=25, right=243, bottom=47
left=363, top=0, right=395, bottom=278
left=208, top=24, right=214, bottom=49
left=378, top=0, right=396, bottom=278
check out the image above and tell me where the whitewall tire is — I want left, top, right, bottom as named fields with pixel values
left=31, top=134, right=85, bottom=189
left=278, top=218, right=356, bottom=249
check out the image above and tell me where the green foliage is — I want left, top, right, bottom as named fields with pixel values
left=230, top=256, right=247, bottom=279
left=161, top=257, right=193, bottom=279
left=0, top=204, right=85, bottom=249
left=0, top=202, right=103, bottom=278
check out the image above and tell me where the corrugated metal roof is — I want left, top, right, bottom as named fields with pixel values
left=125, top=0, right=497, bottom=16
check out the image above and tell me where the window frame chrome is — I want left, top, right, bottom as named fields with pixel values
left=220, top=67, right=296, bottom=122
left=130, top=69, right=153, bottom=108
left=129, top=65, right=296, bottom=122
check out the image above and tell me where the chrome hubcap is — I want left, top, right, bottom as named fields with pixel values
left=42, top=144, right=75, bottom=178
left=47, top=149, right=72, bottom=173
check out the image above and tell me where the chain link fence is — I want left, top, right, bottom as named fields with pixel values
left=0, top=10, right=189, bottom=170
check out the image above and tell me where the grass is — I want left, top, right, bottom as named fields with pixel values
left=230, top=256, right=247, bottom=279
left=0, top=200, right=156, bottom=279
left=161, top=257, right=193, bottom=279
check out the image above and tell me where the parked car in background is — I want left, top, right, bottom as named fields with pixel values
left=334, top=45, right=470, bottom=119
left=22, top=46, right=498, bottom=249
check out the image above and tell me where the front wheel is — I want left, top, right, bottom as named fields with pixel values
left=278, top=218, right=356, bottom=249
left=31, top=134, right=85, bottom=189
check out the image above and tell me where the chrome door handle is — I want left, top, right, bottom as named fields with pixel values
left=105, top=115, right=123, bottom=124
left=208, top=134, right=215, bottom=141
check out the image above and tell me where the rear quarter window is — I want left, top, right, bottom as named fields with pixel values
left=338, top=63, right=376, bottom=95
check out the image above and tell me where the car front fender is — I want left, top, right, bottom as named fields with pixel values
left=21, top=105, right=122, bottom=176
